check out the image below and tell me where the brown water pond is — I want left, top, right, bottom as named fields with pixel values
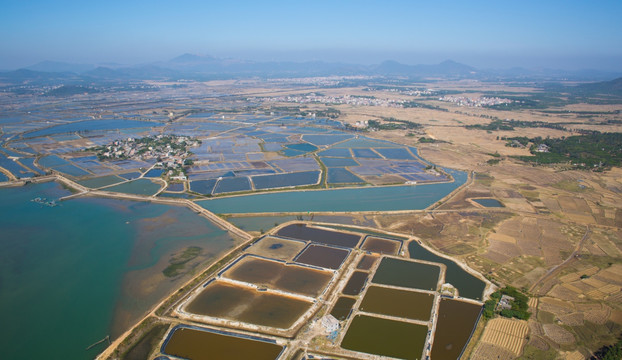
left=294, top=244, right=349, bottom=269
left=224, top=256, right=332, bottom=297
left=162, top=326, right=284, bottom=360
left=372, top=257, right=440, bottom=291
left=356, top=255, right=377, bottom=270
left=341, top=315, right=428, bottom=360
left=342, top=271, right=369, bottom=296
left=431, top=298, right=482, bottom=360
left=185, top=281, right=312, bottom=329
left=361, top=236, right=401, bottom=255
left=359, top=286, right=434, bottom=321
left=330, top=296, right=357, bottom=321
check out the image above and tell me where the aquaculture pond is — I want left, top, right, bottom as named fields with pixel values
left=341, top=315, right=428, bottom=360
left=294, top=244, right=349, bottom=270
left=342, top=271, right=369, bottom=296
left=356, top=255, right=378, bottom=270
left=106, top=178, right=162, bottom=195
left=190, top=179, right=218, bottom=195
left=326, top=167, right=365, bottom=184
left=408, top=241, right=486, bottom=300
left=361, top=236, right=401, bottom=255
left=24, top=119, right=164, bottom=138
left=330, top=297, right=357, bottom=321
left=431, top=299, right=482, bottom=360
left=185, top=281, right=312, bottom=329
left=199, top=170, right=466, bottom=213
left=473, top=198, right=504, bottom=207
left=162, top=326, right=284, bottom=360
left=372, top=258, right=440, bottom=291
left=252, top=171, right=320, bottom=190
left=213, top=176, right=251, bottom=194
left=246, top=237, right=306, bottom=261
left=276, top=223, right=361, bottom=248
left=222, top=257, right=332, bottom=297
left=77, top=175, right=124, bottom=188
left=359, top=286, right=434, bottom=321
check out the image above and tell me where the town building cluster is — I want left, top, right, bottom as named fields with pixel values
left=90, top=135, right=199, bottom=170
left=261, top=93, right=403, bottom=107
left=438, top=96, right=514, bottom=107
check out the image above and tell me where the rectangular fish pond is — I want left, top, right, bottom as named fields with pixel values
left=341, top=315, right=428, bottom=360
left=185, top=281, right=312, bottom=329
left=330, top=296, right=357, bottom=321
left=222, top=256, right=332, bottom=297
left=342, top=271, right=369, bottom=296
left=276, top=223, right=361, bottom=248
left=361, top=236, right=402, bottom=255
left=431, top=298, right=482, bottom=360
left=356, top=255, right=378, bottom=270
left=372, top=257, right=441, bottom=292
left=245, top=236, right=307, bottom=262
left=162, top=325, right=284, bottom=360
left=359, top=286, right=434, bottom=321
left=293, top=244, right=350, bottom=270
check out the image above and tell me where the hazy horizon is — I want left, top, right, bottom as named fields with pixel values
left=1, top=0, right=621, bottom=71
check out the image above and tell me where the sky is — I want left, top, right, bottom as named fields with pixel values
left=1, top=0, right=621, bottom=70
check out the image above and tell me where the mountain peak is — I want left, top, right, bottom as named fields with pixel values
left=170, top=53, right=216, bottom=63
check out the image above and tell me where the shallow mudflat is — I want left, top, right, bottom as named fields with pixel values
left=294, top=244, right=349, bottom=269
left=341, top=315, right=428, bottom=360
left=163, top=326, right=284, bottom=360
left=359, top=286, right=434, bottom=321
left=223, top=257, right=332, bottom=297
left=185, top=281, right=312, bottom=329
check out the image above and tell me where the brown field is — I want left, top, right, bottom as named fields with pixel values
left=477, top=318, right=528, bottom=356
left=471, top=342, right=517, bottom=360
left=542, top=324, right=575, bottom=345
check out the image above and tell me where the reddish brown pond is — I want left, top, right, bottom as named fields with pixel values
left=224, top=256, right=332, bottom=297
left=356, top=255, right=378, bottom=270
left=294, top=244, right=349, bottom=269
left=361, top=236, right=401, bottom=255
left=163, top=326, right=284, bottom=360
left=185, top=281, right=312, bottom=329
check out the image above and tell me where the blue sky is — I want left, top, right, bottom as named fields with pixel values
left=1, top=0, right=621, bottom=70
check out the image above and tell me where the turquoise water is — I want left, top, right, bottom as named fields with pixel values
left=0, top=182, right=237, bottom=360
left=199, top=168, right=467, bottom=213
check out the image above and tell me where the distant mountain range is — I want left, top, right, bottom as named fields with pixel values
left=2, top=53, right=621, bottom=87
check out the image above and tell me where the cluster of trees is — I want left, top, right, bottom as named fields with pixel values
left=368, top=117, right=422, bottom=131
left=466, top=119, right=567, bottom=131
left=482, top=286, right=530, bottom=320
left=593, top=339, right=622, bottom=360
left=402, top=101, right=449, bottom=112
left=508, top=132, right=622, bottom=170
